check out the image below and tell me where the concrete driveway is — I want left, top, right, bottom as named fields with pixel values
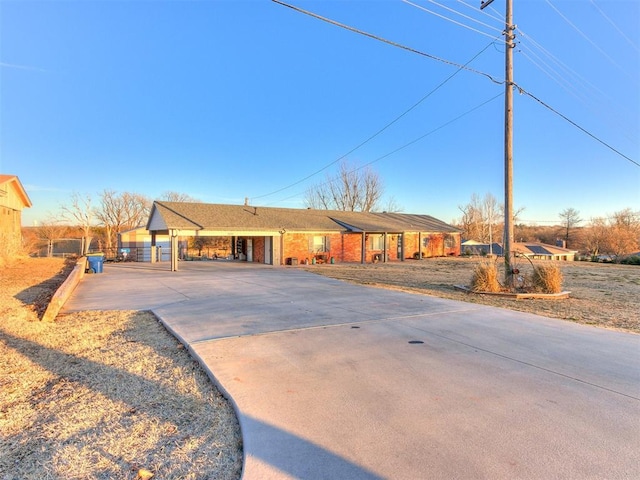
left=63, top=261, right=640, bottom=479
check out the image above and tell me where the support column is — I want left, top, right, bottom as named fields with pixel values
left=383, top=232, right=388, bottom=263
left=150, top=232, right=157, bottom=263
left=361, top=232, right=366, bottom=264
left=170, top=231, right=179, bottom=272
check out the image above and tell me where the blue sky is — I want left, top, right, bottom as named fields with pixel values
left=2, top=0, right=638, bottom=227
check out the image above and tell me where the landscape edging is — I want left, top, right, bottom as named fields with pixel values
left=42, top=257, right=87, bottom=321
left=454, top=285, right=571, bottom=299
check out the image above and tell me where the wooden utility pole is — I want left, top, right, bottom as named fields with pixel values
left=482, top=0, right=515, bottom=284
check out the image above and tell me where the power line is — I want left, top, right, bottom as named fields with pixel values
left=517, top=43, right=636, bottom=143
left=545, top=0, right=629, bottom=77
left=402, top=0, right=502, bottom=39
left=265, top=92, right=504, bottom=207
left=516, top=25, right=637, bottom=141
left=590, top=0, right=639, bottom=53
left=272, top=0, right=504, bottom=85
left=514, top=84, right=640, bottom=168
left=253, top=38, right=499, bottom=201
left=489, top=0, right=640, bottom=166
left=455, top=0, right=503, bottom=24
left=271, top=1, right=637, bottom=173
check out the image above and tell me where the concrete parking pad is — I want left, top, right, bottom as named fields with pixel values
left=64, top=261, right=640, bottom=479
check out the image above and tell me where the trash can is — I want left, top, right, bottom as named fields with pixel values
left=86, top=253, right=105, bottom=274
left=287, top=257, right=298, bottom=266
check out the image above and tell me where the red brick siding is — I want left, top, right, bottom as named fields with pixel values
left=403, top=232, right=460, bottom=258
left=252, top=236, right=265, bottom=263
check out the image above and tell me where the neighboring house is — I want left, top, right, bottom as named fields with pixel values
left=0, top=174, right=32, bottom=258
left=461, top=240, right=577, bottom=261
left=146, top=201, right=462, bottom=271
left=118, top=227, right=172, bottom=262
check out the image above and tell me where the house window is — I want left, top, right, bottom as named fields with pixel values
left=370, top=234, right=384, bottom=250
left=444, top=234, right=455, bottom=248
left=309, top=235, right=330, bottom=253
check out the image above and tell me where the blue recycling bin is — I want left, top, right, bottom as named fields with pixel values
left=86, top=253, right=104, bottom=274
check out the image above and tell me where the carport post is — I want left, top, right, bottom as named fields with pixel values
left=150, top=232, right=157, bottom=263
left=170, top=230, right=179, bottom=271
left=383, top=232, right=388, bottom=262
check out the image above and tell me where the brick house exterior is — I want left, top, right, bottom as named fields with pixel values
left=147, top=201, right=461, bottom=271
left=0, top=175, right=32, bottom=258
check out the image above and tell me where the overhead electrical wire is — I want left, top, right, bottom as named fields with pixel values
left=590, top=0, right=639, bottom=53
left=485, top=2, right=637, bottom=160
left=271, top=0, right=503, bottom=85
left=265, top=92, right=505, bottom=207
left=402, top=0, right=502, bottom=38
left=517, top=40, right=636, bottom=143
left=516, top=23, right=637, bottom=141
left=253, top=37, right=500, bottom=201
left=269, top=0, right=638, bottom=196
left=517, top=42, right=590, bottom=103
left=515, top=86, right=639, bottom=168
left=544, top=0, right=628, bottom=77
left=455, top=0, right=504, bottom=24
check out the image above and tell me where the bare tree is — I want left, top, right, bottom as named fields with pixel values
left=96, top=190, right=151, bottom=250
left=457, top=193, right=481, bottom=241
left=607, top=208, right=640, bottom=259
left=559, top=207, right=582, bottom=245
left=35, top=216, right=69, bottom=257
left=457, top=193, right=503, bottom=243
left=304, top=161, right=387, bottom=212
left=583, top=209, right=639, bottom=260
left=584, top=217, right=607, bottom=258
left=60, top=192, right=94, bottom=254
left=161, top=191, right=201, bottom=202
left=457, top=193, right=484, bottom=241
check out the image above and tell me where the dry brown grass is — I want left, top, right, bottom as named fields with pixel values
left=305, top=257, right=640, bottom=333
left=0, top=257, right=242, bottom=480
left=470, top=260, right=501, bottom=293
left=531, top=263, right=564, bottom=294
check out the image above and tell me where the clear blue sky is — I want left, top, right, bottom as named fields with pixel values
left=2, top=0, right=638, bottom=227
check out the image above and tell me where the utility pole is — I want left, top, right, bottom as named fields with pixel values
left=481, top=0, right=515, bottom=284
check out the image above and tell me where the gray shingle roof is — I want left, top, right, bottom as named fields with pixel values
left=148, top=201, right=461, bottom=234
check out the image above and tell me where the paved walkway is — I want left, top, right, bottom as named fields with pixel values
left=63, top=261, right=640, bottom=479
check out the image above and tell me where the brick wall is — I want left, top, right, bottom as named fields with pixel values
left=404, top=232, right=460, bottom=258
left=241, top=230, right=460, bottom=265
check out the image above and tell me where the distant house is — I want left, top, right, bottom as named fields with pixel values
left=146, top=201, right=462, bottom=271
left=0, top=175, right=32, bottom=258
left=461, top=240, right=577, bottom=261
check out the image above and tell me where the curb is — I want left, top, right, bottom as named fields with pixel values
left=42, top=257, right=87, bottom=321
